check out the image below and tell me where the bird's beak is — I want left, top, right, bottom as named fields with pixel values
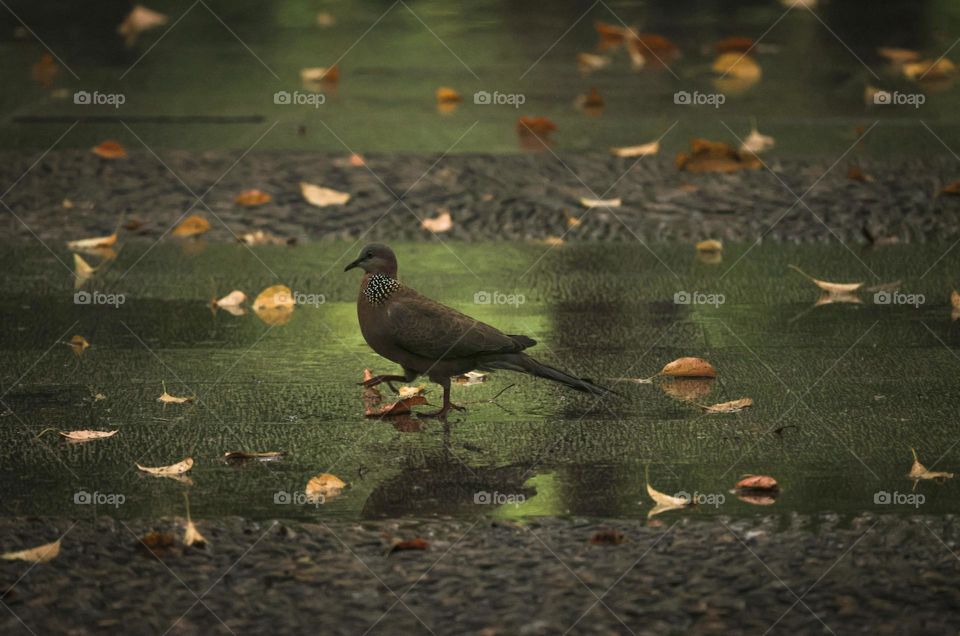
left=344, top=257, right=362, bottom=272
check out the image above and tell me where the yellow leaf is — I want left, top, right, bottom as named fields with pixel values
left=58, top=429, right=118, bottom=442
left=253, top=284, right=294, bottom=310
left=579, top=197, right=622, bottom=208
left=136, top=457, right=194, bottom=476
left=702, top=397, right=753, bottom=413
left=695, top=239, right=723, bottom=253
left=67, top=335, right=90, bottom=356
left=172, top=215, right=210, bottom=237
left=908, top=448, right=954, bottom=481
left=74, top=253, right=96, bottom=289
left=610, top=140, right=659, bottom=157
left=300, top=182, right=350, bottom=207
left=788, top=265, right=863, bottom=294
left=234, top=189, right=271, bottom=207
left=712, top=52, right=762, bottom=81
left=1, top=539, right=60, bottom=563
left=305, top=473, right=346, bottom=502
left=740, top=127, right=775, bottom=154
left=421, top=210, right=453, bottom=233
left=435, top=87, right=462, bottom=104
left=398, top=385, right=424, bottom=398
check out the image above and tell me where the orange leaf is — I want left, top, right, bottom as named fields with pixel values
left=389, top=538, right=429, bottom=553
left=365, top=396, right=428, bottom=417
left=172, top=214, right=211, bottom=237
left=517, top=117, right=557, bottom=137
left=715, top=36, right=754, bottom=54
left=92, top=141, right=127, bottom=159
left=435, top=87, right=462, bottom=104
left=659, top=357, right=717, bottom=379
left=735, top=474, right=778, bottom=491
left=234, top=189, right=271, bottom=206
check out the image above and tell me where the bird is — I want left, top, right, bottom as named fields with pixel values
left=344, top=243, right=613, bottom=417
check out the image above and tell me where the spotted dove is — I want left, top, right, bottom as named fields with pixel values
left=345, top=243, right=613, bottom=417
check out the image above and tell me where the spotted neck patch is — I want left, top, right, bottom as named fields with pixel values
left=363, top=273, right=401, bottom=304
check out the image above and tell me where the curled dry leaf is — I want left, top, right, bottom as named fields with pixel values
left=172, top=214, right=211, bottom=237
left=74, top=253, right=96, bottom=289
left=735, top=474, right=778, bottom=491
left=908, top=448, right=954, bottom=481
left=740, top=127, right=775, bottom=154
left=118, top=5, right=169, bottom=46
left=454, top=370, right=487, bottom=385
left=902, top=58, right=956, bottom=81
left=435, top=87, right=461, bottom=104
left=577, top=52, right=610, bottom=72
left=398, top=386, right=424, bottom=398
left=301, top=182, right=350, bottom=207
left=58, top=429, right=118, bottom=442
left=702, top=397, right=753, bottom=413
left=695, top=239, right=723, bottom=253
left=676, top=138, right=761, bottom=174
left=421, top=210, right=453, bottom=233
left=659, top=357, right=717, bottom=379
left=234, top=189, right=271, bottom=207
left=610, top=140, right=659, bottom=157
left=389, top=538, right=429, bottom=553
left=305, top=473, right=346, bottom=501
left=516, top=116, right=557, bottom=137
left=68, top=335, right=90, bottom=356
left=136, top=457, right=194, bottom=476
left=1, top=539, right=61, bottom=563
left=646, top=481, right=692, bottom=518
left=365, top=395, right=428, bottom=417
left=213, top=290, right=246, bottom=309
left=300, top=66, right=339, bottom=84
left=67, top=233, right=118, bottom=251
left=158, top=385, right=194, bottom=404
left=92, top=141, right=127, bottom=160
left=580, top=197, right=621, bottom=208
left=788, top=265, right=863, bottom=294
left=224, top=450, right=286, bottom=462
left=712, top=52, right=761, bottom=81
left=877, top=46, right=920, bottom=65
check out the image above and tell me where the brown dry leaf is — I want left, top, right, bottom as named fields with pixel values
left=908, top=448, right=954, bottom=481
left=172, top=214, right=211, bottom=237
left=421, top=210, right=453, bottom=233
left=301, top=66, right=339, bottom=84
left=305, top=473, right=346, bottom=501
left=92, top=141, right=127, bottom=160
left=695, top=239, right=723, bottom=253
left=676, top=138, right=761, bottom=174
left=1, top=539, right=61, bottom=563
left=610, top=140, right=659, bottom=158
left=67, top=335, right=90, bottom=356
left=74, top=253, right=96, bottom=288
left=740, top=127, right=775, bottom=154
left=702, top=397, right=753, bottom=413
left=877, top=46, right=920, bottom=65
left=788, top=264, right=863, bottom=294
left=58, top=429, right=118, bottom=442
left=629, top=33, right=680, bottom=65
left=138, top=531, right=176, bottom=558
left=735, top=474, right=778, bottom=491
left=158, top=382, right=194, bottom=404
left=579, top=197, right=621, bottom=208
left=435, top=87, right=462, bottom=104
left=589, top=529, right=625, bottom=545
left=454, top=371, right=488, bottom=385
left=32, top=53, right=59, bottom=87
left=659, top=357, right=717, bottom=379
left=903, top=58, right=956, bottom=81
left=118, top=5, right=169, bottom=46
left=300, top=182, right=350, bottom=207
left=66, top=233, right=118, bottom=251
left=576, top=87, right=604, bottom=111
left=712, top=52, right=762, bottom=81
left=516, top=117, right=557, bottom=137
left=594, top=21, right=631, bottom=50
left=136, top=457, right=194, bottom=476
left=715, top=36, right=754, bottom=54
left=223, top=450, right=286, bottom=462
left=388, top=538, right=429, bottom=554
left=365, top=395, right=428, bottom=417
left=577, top=52, right=610, bottom=72
left=940, top=180, right=960, bottom=195
left=234, top=189, right=271, bottom=207
left=398, top=386, right=424, bottom=398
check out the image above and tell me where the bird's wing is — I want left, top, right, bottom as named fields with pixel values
left=386, top=291, right=525, bottom=360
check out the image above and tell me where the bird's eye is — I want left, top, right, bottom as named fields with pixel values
left=365, top=251, right=373, bottom=258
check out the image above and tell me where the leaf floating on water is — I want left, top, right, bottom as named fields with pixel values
left=213, top=290, right=247, bottom=313
left=660, top=357, right=717, bottom=379
left=658, top=378, right=714, bottom=403
left=67, top=335, right=90, bottom=357
left=1, top=539, right=60, bottom=563
left=67, top=233, right=118, bottom=251
left=92, top=141, right=127, bottom=159
left=435, top=87, right=462, bottom=104
left=300, top=66, right=339, bottom=84
left=577, top=52, right=610, bottom=73
left=712, top=52, right=762, bottom=81
left=300, top=182, right=350, bottom=207
left=234, top=189, right=271, bottom=207
left=223, top=450, right=286, bottom=463
left=172, top=214, right=211, bottom=237
left=877, top=46, right=920, bottom=65
left=735, top=474, right=778, bottom=491
left=305, top=473, right=346, bottom=502
left=579, top=197, right=622, bottom=208
left=421, top=210, right=453, bottom=233
left=58, top=429, right=118, bottom=442
left=646, top=481, right=692, bottom=518
left=788, top=265, right=863, bottom=294
left=516, top=117, right=557, bottom=138
left=589, top=529, right=625, bottom=545
left=902, top=58, right=956, bottom=81
left=137, top=457, right=194, bottom=476
left=702, top=397, right=753, bottom=413
left=365, top=395, right=428, bottom=417
left=158, top=382, right=194, bottom=404
left=908, top=448, right=954, bottom=481
left=610, top=140, right=659, bottom=157
left=454, top=371, right=488, bottom=385
left=73, top=253, right=96, bottom=289
left=695, top=239, right=723, bottom=253
left=740, top=127, right=775, bottom=155
left=117, top=5, right=169, bottom=46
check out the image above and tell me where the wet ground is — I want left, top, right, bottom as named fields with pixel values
left=2, top=241, right=959, bottom=524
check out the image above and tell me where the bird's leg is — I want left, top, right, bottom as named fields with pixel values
left=419, top=378, right=465, bottom=418
left=359, top=374, right=407, bottom=392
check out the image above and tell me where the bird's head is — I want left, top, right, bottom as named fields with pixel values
left=344, top=243, right=398, bottom=276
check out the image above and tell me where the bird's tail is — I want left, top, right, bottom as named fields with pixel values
left=478, top=353, right=615, bottom=396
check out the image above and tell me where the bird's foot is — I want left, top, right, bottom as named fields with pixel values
left=418, top=402, right=466, bottom=419
left=359, top=375, right=404, bottom=392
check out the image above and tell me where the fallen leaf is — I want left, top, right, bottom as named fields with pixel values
left=234, top=189, right=271, bottom=206
left=435, top=87, right=462, bottom=104
left=877, top=46, right=920, bottom=65
left=577, top=52, right=610, bottom=72
left=138, top=532, right=176, bottom=558
left=589, top=529, right=625, bottom=545
left=158, top=382, right=194, bottom=404
left=629, top=33, right=681, bottom=66
left=58, top=429, right=118, bottom=442
left=213, top=290, right=247, bottom=309
left=172, top=214, right=210, bottom=237
left=908, top=448, right=954, bottom=481
left=454, top=371, right=487, bottom=385
left=398, top=386, right=424, bottom=398
left=952, top=290, right=960, bottom=309
left=702, top=397, right=753, bottom=413
left=238, top=230, right=289, bottom=246
left=610, top=140, right=659, bottom=157
left=675, top=138, right=761, bottom=174
left=67, top=335, right=90, bottom=356
left=735, top=474, right=778, bottom=491
left=659, top=357, right=717, bottom=379
left=740, top=127, right=775, bottom=154
left=315, top=11, right=335, bottom=27
left=118, top=5, right=169, bottom=46
left=575, top=87, right=604, bottom=111
left=579, top=197, right=621, bottom=208
left=788, top=265, right=863, bottom=294
left=421, top=210, right=453, bottom=233
left=516, top=116, right=557, bottom=137
left=712, top=52, right=762, bottom=81
left=31, top=53, right=59, bottom=88
left=594, top=21, right=631, bottom=50
left=136, top=457, right=194, bottom=476
left=646, top=480, right=692, bottom=518
left=388, top=538, right=429, bottom=553
left=695, top=239, right=723, bottom=253
left=74, top=253, right=96, bottom=288
left=847, top=165, right=873, bottom=182
left=181, top=495, right=206, bottom=547
left=300, top=66, right=339, bottom=84
left=223, top=450, right=286, bottom=463
left=66, top=233, right=118, bottom=252
left=940, top=181, right=960, bottom=195
left=305, top=473, right=346, bottom=501
left=658, top=378, right=714, bottom=403
left=300, top=182, right=350, bottom=207
left=903, top=58, right=956, bottom=81
left=92, top=141, right=127, bottom=160
left=543, top=236, right=565, bottom=246
left=1, top=539, right=60, bottom=563
left=252, top=284, right=295, bottom=326
left=715, top=36, right=755, bottom=54
left=365, top=396, right=428, bottom=417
